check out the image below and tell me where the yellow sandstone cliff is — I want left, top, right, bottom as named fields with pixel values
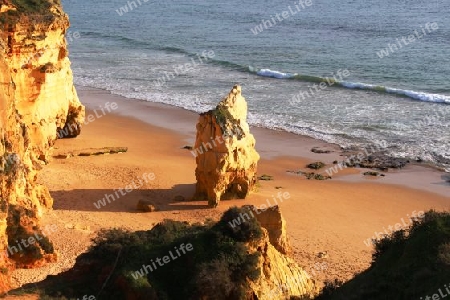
left=246, top=205, right=317, bottom=299
left=0, top=0, right=84, bottom=292
left=194, top=85, right=260, bottom=207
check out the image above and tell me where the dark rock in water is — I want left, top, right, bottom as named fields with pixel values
left=364, top=154, right=408, bottom=169
left=433, top=154, right=450, bottom=170
left=442, top=174, right=450, bottom=183
left=258, top=174, right=273, bottom=181
left=305, top=172, right=331, bottom=180
left=363, top=171, right=385, bottom=177
left=311, top=147, right=332, bottom=154
left=343, top=153, right=409, bottom=170
left=182, top=145, right=193, bottom=150
left=287, top=170, right=331, bottom=180
left=306, top=161, right=326, bottom=170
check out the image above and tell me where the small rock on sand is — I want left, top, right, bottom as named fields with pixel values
left=137, top=200, right=157, bottom=212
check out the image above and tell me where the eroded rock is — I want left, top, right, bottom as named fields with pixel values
left=193, top=85, right=260, bottom=207
left=0, top=55, right=57, bottom=292
left=243, top=205, right=291, bottom=255
left=2, top=2, right=85, bottom=162
left=236, top=205, right=317, bottom=298
left=0, top=1, right=83, bottom=291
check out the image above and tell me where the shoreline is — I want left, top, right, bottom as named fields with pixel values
left=77, top=85, right=449, bottom=197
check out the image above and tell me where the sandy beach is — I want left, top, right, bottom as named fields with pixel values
left=8, top=87, right=449, bottom=292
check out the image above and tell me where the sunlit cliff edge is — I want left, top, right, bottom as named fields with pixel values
left=0, top=0, right=84, bottom=292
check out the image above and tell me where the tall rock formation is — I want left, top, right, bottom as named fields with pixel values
left=1, top=0, right=84, bottom=160
left=193, top=85, right=259, bottom=207
left=0, top=0, right=84, bottom=292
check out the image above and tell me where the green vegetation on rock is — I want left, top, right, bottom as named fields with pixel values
left=0, top=0, right=60, bottom=26
left=212, top=104, right=244, bottom=139
left=11, top=0, right=57, bottom=13
left=14, top=207, right=263, bottom=300
left=317, top=210, right=450, bottom=299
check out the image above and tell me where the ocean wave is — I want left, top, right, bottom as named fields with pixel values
left=71, top=38, right=450, bottom=105
left=254, top=68, right=296, bottom=79
left=249, top=67, right=450, bottom=105
left=340, top=82, right=450, bottom=104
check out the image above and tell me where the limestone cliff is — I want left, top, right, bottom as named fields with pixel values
left=0, top=0, right=84, bottom=292
left=1, top=0, right=84, bottom=159
left=249, top=228, right=317, bottom=299
left=237, top=205, right=315, bottom=298
left=194, top=85, right=260, bottom=207
left=244, top=205, right=291, bottom=255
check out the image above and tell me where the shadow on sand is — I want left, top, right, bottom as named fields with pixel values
left=49, top=183, right=212, bottom=212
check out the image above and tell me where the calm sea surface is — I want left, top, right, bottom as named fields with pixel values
left=61, top=0, right=450, bottom=171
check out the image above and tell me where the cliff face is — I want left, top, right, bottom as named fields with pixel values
left=240, top=205, right=316, bottom=299
left=249, top=228, right=317, bottom=299
left=244, top=205, right=291, bottom=255
left=0, top=0, right=84, bottom=292
left=194, top=85, right=260, bottom=207
left=1, top=0, right=84, bottom=158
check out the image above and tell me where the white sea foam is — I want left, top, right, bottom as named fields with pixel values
left=340, top=82, right=450, bottom=104
left=256, top=68, right=295, bottom=79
